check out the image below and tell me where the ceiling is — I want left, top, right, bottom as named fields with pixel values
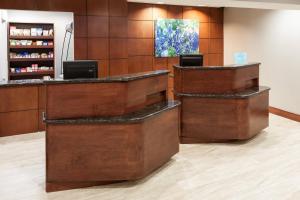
left=128, top=0, right=300, bottom=9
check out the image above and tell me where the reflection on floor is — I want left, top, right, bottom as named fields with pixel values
left=0, top=114, right=300, bottom=200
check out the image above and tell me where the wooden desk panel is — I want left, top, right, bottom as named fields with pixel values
left=179, top=90, right=269, bottom=143
left=46, top=105, right=179, bottom=192
left=174, top=63, right=259, bottom=94
left=0, top=86, right=38, bottom=113
left=46, top=74, right=168, bottom=120
left=0, top=110, right=38, bottom=137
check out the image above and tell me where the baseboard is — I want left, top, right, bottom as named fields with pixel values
left=269, top=107, right=300, bottom=122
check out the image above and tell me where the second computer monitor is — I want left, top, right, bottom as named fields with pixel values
left=179, top=54, right=203, bottom=67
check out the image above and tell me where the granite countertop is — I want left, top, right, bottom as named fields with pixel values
left=44, top=101, right=181, bottom=124
left=44, top=70, right=169, bottom=85
left=0, top=79, right=44, bottom=87
left=0, top=70, right=169, bottom=88
left=175, top=86, right=270, bottom=99
left=174, top=62, right=260, bottom=70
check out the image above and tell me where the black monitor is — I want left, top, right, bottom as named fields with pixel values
left=179, top=54, right=203, bottom=67
left=63, top=60, right=98, bottom=79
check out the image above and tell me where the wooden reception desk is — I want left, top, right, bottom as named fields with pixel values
left=174, top=63, right=270, bottom=143
left=44, top=70, right=180, bottom=192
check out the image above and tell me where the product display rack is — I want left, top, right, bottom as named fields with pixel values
left=8, top=22, right=55, bottom=80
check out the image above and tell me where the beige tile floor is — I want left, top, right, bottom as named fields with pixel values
left=0, top=114, right=300, bottom=200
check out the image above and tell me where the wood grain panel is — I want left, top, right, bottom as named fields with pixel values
left=210, top=7, right=223, bottom=23
left=110, top=59, right=128, bottom=76
left=210, top=23, right=223, bottom=39
left=153, top=58, right=168, bottom=70
left=128, top=39, right=153, bottom=56
left=200, top=38, right=209, bottom=54
left=209, top=39, right=223, bottom=54
left=208, top=54, right=223, bottom=66
left=87, top=16, right=109, bottom=37
left=46, top=83, right=126, bottom=119
left=110, top=39, right=128, bottom=59
left=109, top=0, right=128, bottom=17
left=37, top=0, right=86, bottom=15
left=200, top=23, right=209, bottom=39
left=128, top=56, right=153, bottom=73
left=182, top=7, right=210, bottom=22
left=88, top=38, right=109, bottom=60
left=0, top=0, right=37, bottom=10
left=128, top=21, right=153, bottom=38
left=74, top=15, right=87, bottom=38
left=128, top=3, right=153, bottom=20
left=74, top=38, right=88, bottom=59
left=87, top=0, right=109, bottom=16
left=98, top=60, right=109, bottom=78
left=0, top=110, right=38, bottom=137
left=167, top=5, right=183, bottom=19
left=0, top=86, right=38, bottom=113
left=153, top=5, right=168, bottom=19
left=110, top=17, right=128, bottom=38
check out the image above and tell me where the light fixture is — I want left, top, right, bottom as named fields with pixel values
left=157, top=1, right=164, bottom=4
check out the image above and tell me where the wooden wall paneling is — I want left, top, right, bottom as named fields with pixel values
left=167, top=5, right=183, bottom=19
left=110, top=17, right=128, bottom=38
left=210, top=22, right=223, bottom=39
left=0, top=0, right=37, bottom=10
left=109, top=0, right=128, bottom=17
left=98, top=60, right=109, bottom=78
left=153, top=58, right=168, bottom=70
left=128, top=56, right=153, bottom=73
left=74, top=38, right=88, bottom=59
left=200, top=38, right=209, bottom=54
left=87, top=38, right=109, bottom=60
left=182, top=7, right=210, bottom=22
left=110, top=39, right=128, bottom=59
left=87, top=16, right=109, bottom=37
left=208, top=54, right=224, bottom=66
left=128, top=3, right=153, bottom=20
left=128, top=39, right=153, bottom=56
left=37, top=0, right=87, bottom=15
left=128, top=21, right=153, bottom=38
left=209, top=39, right=223, bottom=54
left=200, top=22, right=209, bottom=39
left=87, top=0, right=109, bottom=16
left=110, top=59, right=129, bottom=76
left=167, top=57, right=179, bottom=74
left=74, top=15, right=87, bottom=38
left=153, top=5, right=168, bottom=19
left=210, top=7, right=224, bottom=23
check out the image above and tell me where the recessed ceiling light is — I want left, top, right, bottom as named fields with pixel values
left=157, top=1, right=164, bottom=4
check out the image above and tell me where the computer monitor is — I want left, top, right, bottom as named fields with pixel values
left=63, top=60, right=98, bottom=79
left=179, top=54, right=203, bottom=67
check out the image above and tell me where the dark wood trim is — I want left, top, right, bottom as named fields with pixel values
left=269, top=106, right=300, bottom=122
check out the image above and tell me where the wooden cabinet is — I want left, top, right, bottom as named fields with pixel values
left=0, top=85, right=46, bottom=137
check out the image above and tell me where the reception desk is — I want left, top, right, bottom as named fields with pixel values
left=174, top=63, right=270, bottom=143
left=43, top=70, right=180, bottom=192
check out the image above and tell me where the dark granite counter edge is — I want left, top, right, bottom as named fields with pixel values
left=0, top=70, right=169, bottom=87
left=173, top=62, right=261, bottom=70
left=44, top=70, right=169, bottom=85
left=45, top=101, right=181, bottom=125
left=175, top=86, right=270, bottom=99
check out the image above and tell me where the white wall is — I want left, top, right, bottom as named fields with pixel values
left=0, top=10, right=74, bottom=80
left=224, top=8, right=300, bottom=115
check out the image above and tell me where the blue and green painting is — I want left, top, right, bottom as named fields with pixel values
left=155, top=19, right=199, bottom=57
